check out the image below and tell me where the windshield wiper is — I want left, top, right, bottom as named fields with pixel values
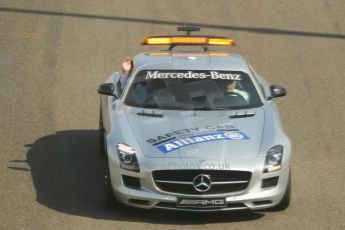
left=191, top=106, right=215, bottom=110
left=155, top=105, right=194, bottom=110
left=140, top=104, right=160, bottom=109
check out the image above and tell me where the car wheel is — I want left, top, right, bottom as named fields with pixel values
left=104, top=165, right=121, bottom=208
left=99, top=108, right=105, bottom=155
left=271, top=171, right=291, bottom=211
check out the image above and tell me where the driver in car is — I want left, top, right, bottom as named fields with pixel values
left=226, top=80, right=249, bottom=101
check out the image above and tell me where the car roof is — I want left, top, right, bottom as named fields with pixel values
left=132, top=51, right=250, bottom=73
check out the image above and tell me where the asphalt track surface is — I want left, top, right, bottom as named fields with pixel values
left=1, top=1, right=345, bottom=229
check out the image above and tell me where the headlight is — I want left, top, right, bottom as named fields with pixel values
left=263, top=145, right=283, bottom=173
left=116, top=143, right=140, bottom=172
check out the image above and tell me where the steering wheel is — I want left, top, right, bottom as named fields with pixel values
left=224, top=92, right=247, bottom=106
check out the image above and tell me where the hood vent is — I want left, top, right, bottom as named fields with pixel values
left=229, top=111, right=255, bottom=119
left=136, top=111, right=164, bottom=118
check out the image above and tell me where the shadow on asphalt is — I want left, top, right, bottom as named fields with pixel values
left=0, top=7, right=344, bottom=40
left=14, top=130, right=264, bottom=224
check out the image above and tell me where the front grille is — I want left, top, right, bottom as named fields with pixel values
left=153, top=170, right=251, bottom=195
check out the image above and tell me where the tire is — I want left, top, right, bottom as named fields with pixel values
left=99, top=108, right=105, bottom=155
left=271, top=171, right=291, bottom=211
left=104, top=165, right=121, bottom=208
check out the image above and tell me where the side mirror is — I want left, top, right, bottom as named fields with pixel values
left=97, top=83, right=118, bottom=98
left=269, top=85, right=286, bottom=99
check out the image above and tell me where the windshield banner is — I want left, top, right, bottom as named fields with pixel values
left=145, top=70, right=243, bottom=80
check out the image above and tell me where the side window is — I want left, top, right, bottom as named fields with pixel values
left=114, top=72, right=131, bottom=98
left=114, top=80, right=122, bottom=97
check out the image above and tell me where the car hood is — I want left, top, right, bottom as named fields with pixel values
left=126, top=107, right=264, bottom=159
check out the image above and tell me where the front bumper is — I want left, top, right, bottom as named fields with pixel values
left=108, top=156, right=290, bottom=212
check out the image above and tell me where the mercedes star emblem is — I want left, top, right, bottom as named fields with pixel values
left=193, top=174, right=212, bottom=192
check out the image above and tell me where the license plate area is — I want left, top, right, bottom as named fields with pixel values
left=177, top=198, right=226, bottom=209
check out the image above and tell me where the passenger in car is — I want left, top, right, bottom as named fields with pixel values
left=110, top=57, right=133, bottom=96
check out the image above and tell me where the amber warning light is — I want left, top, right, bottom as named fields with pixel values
left=142, top=36, right=236, bottom=46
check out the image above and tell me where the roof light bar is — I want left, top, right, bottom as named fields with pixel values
left=148, top=52, right=230, bottom=57
left=208, top=38, right=235, bottom=46
left=142, top=36, right=236, bottom=46
left=144, top=37, right=172, bottom=45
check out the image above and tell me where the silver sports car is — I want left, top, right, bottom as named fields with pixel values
left=98, top=26, right=291, bottom=212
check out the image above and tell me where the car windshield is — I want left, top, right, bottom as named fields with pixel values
left=124, top=70, right=262, bottom=110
